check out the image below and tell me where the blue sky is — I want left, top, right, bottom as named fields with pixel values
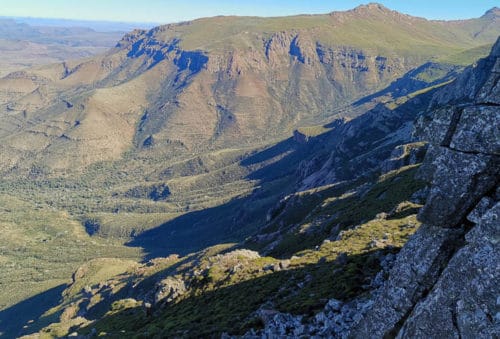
left=0, top=0, right=498, bottom=24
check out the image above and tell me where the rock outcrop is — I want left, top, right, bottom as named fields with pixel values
left=349, top=37, right=500, bottom=338
left=154, top=277, right=187, bottom=305
left=245, top=36, right=499, bottom=339
left=380, top=142, right=428, bottom=174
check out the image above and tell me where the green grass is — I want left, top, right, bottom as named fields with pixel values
left=296, top=125, right=333, bottom=137
left=69, top=213, right=419, bottom=338
left=0, top=7, right=496, bottom=338
left=0, top=193, right=143, bottom=338
left=0, top=194, right=141, bottom=310
left=437, top=43, right=493, bottom=66
left=385, top=80, right=454, bottom=110
left=29, top=163, right=424, bottom=338
left=170, top=12, right=493, bottom=57
left=266, top=165, right=425, bottom=257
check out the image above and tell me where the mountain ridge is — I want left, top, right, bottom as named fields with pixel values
left=0, top=5, right=498, bottom=175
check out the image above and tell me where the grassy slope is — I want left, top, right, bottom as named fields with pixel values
left=28, top=164, right=424, bottom=338
left=0, top=69, right=447, bottom=315
left=437, top=43, right=494, bottom=65
left=164, top=7, right=496, bottom=59
left=1, top=7, right=497, bottom=336
left=0, top=194, right=141, bottom=337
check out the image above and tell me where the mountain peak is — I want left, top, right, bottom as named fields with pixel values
left=343, top=2, right=403, bottom=18
left=354, top=3, right=391, bottom=11
left=481, top=7, right=500, bottom=18
left=349, top=2, right=393, bottom=14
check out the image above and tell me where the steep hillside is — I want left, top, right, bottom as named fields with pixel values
left=351, top=35, right=500, bottom=338
left=0, top=5, right=499, bottom=336
left=16, top=38, right=498, bottom=337
left=11, top=151, right=428, bottom=338
left=0, top=3, right=496, bottom=246
left=246, top=36, right=500, bottom=338
left=0, top=4, right=498, bottom=172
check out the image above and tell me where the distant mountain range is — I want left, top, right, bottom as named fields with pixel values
left=2, top=16, right=158, bottom=32
left=0, top=18, right=127, bottom=76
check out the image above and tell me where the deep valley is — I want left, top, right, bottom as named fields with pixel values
left=0, top=3, right=498, bottom=338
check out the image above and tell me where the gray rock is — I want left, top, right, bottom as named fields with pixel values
left=467, top=197, right=495, bottom=224
left=476, top=57, right=500, bottom=105
left=348, top=224, right=464, bottom=338
left=416, top=144, right=440, bottom=182
left=419, top=106, right=461, bottom=145
left=418, top=147, right=499, bottom=228
left=258, top=311, right=305, bottom=337
left=154, top=276, right=186, bottom=305
left=409, top=186, right=429, bottom=204
left=326, top=298, right=343, bottom=313
left=397, top=203, right=500, bottom=338
left=350, top=37, right=500, bottom=339
left=380, top=142, right=428, bottom=174
left=450, top=105, right=500, bottom=155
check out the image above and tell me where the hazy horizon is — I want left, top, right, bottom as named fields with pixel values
left=0, top=0, right=498, bottom=27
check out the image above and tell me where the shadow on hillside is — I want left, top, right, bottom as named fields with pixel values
left=0, top=59, right=443, bottom=336
left=83, top=249, right=230, bottom=322
left=75, top=248, right=393, bottom=337
left=126, top=125, right=346, bottom=261
left=240, top=137, right=297, bottom=167
left=353, top=62, right=459, bottom=106
left=0, top=284, right=66, bottom=338
left=128, top=194, right=259, bottom=259
left=127, top=80, right=433, bottom=261
left=128, top=137, right=316, bottom=260
left=127, top=60, right=447, bottom=261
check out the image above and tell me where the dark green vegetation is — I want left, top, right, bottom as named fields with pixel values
left=0, top=3, right=499, bottom=338
left=29, top=164, right=424, bottom=338
left=0, top=194, right=141, bottom=337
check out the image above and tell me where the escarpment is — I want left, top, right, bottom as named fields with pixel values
left=1, top=6, right=498, bottom=174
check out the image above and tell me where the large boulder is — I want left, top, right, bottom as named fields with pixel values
left=418, top=148, right=498, bottom=227
left=154, top=277, right=187, bottom=305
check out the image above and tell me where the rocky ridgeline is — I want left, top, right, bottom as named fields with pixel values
left=243, top=38, right=499, bottom=339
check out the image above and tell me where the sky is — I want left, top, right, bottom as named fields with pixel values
left=0, top=0, right=498, bottom=24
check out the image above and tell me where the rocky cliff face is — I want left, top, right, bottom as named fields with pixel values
left=0, top=5, right=498, bottom=174
left=349, top=37, right=500, bottom=338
